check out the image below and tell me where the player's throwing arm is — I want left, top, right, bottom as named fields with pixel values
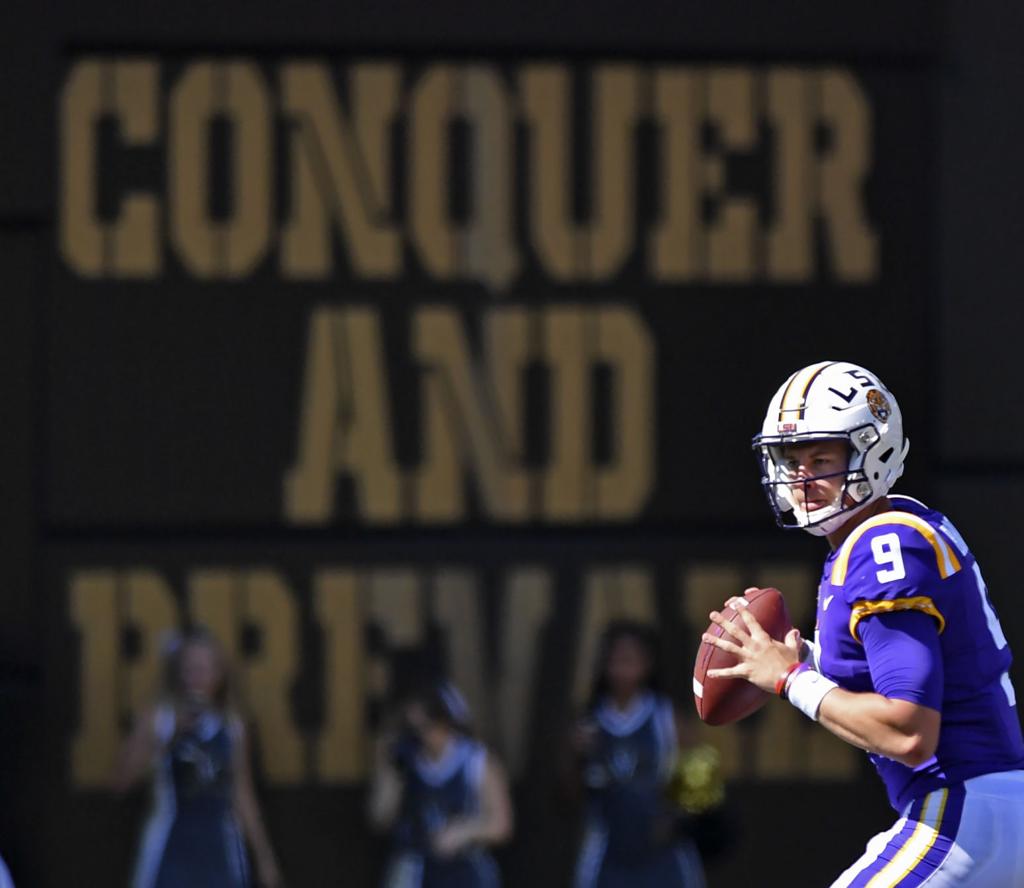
left=697, top=361, right=1024, bottom=887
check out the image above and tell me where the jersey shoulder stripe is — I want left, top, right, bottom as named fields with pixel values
left=848, top=596, right=946, bottom=642
left=831, top=512, right=962, bottom=586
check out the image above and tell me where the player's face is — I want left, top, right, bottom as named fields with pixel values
left=606, top=636, right=651, bottom=696
left=777, top=440, right=849, bottom=512
left=404, top=702, right=450, bottom=754
left=180, top=642, right=223, bottom=702
left=404, top=702, right=430, bottom=737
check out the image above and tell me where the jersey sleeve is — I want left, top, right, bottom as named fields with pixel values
left=831, top=518, right=961, bottom=643
left=859, top=610, right=944, bottom=709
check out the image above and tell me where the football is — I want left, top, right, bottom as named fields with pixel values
left=693, top=587, right=793, bottom=726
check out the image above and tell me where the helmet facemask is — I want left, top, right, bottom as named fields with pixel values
left=755, top=426, right=882, bottom=537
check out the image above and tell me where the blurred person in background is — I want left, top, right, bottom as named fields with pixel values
left=569, top=621, right=706, bottom=888
left=113, top=627, right=282, bottom=888
left=368, top=679, right=513, bottom=888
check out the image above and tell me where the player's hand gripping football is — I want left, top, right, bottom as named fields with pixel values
left=702, top=591, right=803, bottom=694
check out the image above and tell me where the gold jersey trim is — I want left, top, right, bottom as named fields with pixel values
left=848, top=595, right=946, bottom=643
left=831, top=512, right=962, bottom=586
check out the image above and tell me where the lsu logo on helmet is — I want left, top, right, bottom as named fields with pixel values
left=866, top=389, right=892, bottom=422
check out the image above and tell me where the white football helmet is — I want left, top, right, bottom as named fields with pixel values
left=753, top=361, right=910, bottom=536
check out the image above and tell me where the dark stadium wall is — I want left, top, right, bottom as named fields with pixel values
left=3, top=2, right=1023, bottom=887
left=931, top=10, right=1024, bottom=874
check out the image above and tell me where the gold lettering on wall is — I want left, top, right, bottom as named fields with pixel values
left=541, top=307, right=590, bottom=518
left=706, top=68, right=758, bottom=281
left=281, top=63, right=401, bottom=279
left=766, top=70, right=813, bottom=281
left=70, top=571, right=121, bottom=786
left=169, top=62, right=271, bottom=277
left=410, top=68, right=520, bottom=291
left=650, top=69, right=701, bottom=281
left=69, top=560, right=854, bottom=788
left=60, top=60, right=161, bottom=277
left=365, top=570, right=425, bottom=649
left=284, top=306, right=401, bottom=524
left=59, top=58, right=882, bottom=284
left=410, top=67, right=459, bottom=281
left=818, top=70, right=878, bottom=281
left=414, top=307, right=531, bottom=522
left=589, top=66, right=641, bottom=278
left=238, top=570, right=305, bottom=783
left=285, top=305, right=654, bottom=525
left=362, top=570, right=425, bottom=718
left=462, top=67, right=520, bottom=291
left=316, top=570, right=367, bottom=781
left=521, top=65, right=639, bottom=280
left=432, top=570, right=492, bottom=742
left=124, top=571, right=178, bottom=716
left=189, top=570, right=240, bottom=660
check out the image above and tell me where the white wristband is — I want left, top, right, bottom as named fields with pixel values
left=787, top=668, right=838, bottom=721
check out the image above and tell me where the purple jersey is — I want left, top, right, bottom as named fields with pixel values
left=814, top=495, right=1024, bottom=810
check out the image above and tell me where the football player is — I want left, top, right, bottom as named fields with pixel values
left=702, top=361, right=1024, bottom=886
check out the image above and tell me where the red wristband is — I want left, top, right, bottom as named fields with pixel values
left=775, top=661, right=804, bottom=698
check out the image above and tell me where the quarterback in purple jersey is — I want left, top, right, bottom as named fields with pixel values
left=701, top=361, right=1024, bottom=886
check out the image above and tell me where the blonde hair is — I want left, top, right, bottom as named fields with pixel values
left=160, top=626, right=236, bottom=714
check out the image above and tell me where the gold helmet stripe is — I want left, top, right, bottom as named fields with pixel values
left=777, top=361, right=838, bottom=423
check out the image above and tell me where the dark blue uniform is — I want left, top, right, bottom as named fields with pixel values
left=132, top=707, right=249, bottom=888
left=575, top=693, right=704, bottom=888
left=384, top=737, right=500, bottom=888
